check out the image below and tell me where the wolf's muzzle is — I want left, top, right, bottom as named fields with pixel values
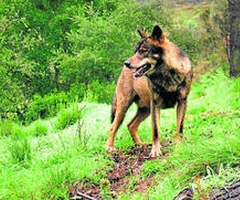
left=124, top=60, right=134, bottom=69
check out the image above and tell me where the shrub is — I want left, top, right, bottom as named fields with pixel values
left=54, top=104, right=82, bottom=130
left=0, top=119, right=17, bottom=136
left=30, top=119, right=48, bottom=137
left=26, top=92, right=69, bottom=123
left=9, top=128, right=31, bottom=167
left=83, top=81, right=115, bottom=104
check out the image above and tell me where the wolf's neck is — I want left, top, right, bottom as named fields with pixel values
left=147, top=64, right=185, bottom=95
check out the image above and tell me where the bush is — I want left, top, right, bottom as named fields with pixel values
left=30, top=119, right=48, bottom=137
left=26, top=92, right=69, bottom=123
left=83, top=81, right=115, bottom=103
left=9, top=127, right=31, bottom=167
left=54, top=104, right=82, bottom=130
left=0, top=65, right=26, bottom=121
left=0, top=119, right=20, bottom=136
left=170, top=27, right=204, bottom=65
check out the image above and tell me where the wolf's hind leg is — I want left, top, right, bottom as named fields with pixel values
left=106, top=98, right=132, bottom=152
left=128, top=106, right=150, bottom=145
left=175, top=99, right=187, bottom=143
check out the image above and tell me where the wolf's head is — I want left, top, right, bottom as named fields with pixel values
left=124, top=25, right=165, bottom=78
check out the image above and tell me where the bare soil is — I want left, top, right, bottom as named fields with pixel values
left=68, top=143, right=240, bottom=200
left=68, top=143, right=170, bottom=200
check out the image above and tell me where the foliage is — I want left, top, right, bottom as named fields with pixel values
left=0, top=0, right=229, bottom=123
left=54, top=104, right=82, bottom=130
left=25, top=92, right=69, bottom=123
left=0, top=64, right=26, bottom=121
left=0, top=0, right=170, bottom=122
left=83, top=81, right=116, bottom=103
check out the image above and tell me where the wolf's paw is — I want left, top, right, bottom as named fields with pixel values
left=106, top=145, right=117, bottom=153
left=173, top=135, right=182, bottom=144
left=135, top=141, right=150, bottom=146
left=173, top=135, right=187, bottom=148
left=149, top=143, right=162, bottom=158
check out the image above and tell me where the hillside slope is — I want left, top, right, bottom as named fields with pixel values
left=0, top=68, right=239, bottom=199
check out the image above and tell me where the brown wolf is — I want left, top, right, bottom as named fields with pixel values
left=106, top=25, right=193, bottom=157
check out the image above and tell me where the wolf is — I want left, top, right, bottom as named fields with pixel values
left=106, top=25, right=193, bottom=157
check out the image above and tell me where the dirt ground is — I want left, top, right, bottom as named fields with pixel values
left=68, top=143, right=240, bottom=200
left=68, top=144, right=168, bottom=200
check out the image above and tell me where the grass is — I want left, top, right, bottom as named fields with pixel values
left=1, top=1, right=237, bottom=199
left=0, top=67, right=239, bottom=199
left=54, top=104, right=82, bottom=130
left=0, top=102, right=113, bottom=199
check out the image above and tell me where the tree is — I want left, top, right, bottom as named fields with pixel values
left=228, top=0, right=240, bottom=77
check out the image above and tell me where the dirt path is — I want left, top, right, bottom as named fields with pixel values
left=68, top=142, right=240, bottom=200
left=68, top=144, right=170, bottom=199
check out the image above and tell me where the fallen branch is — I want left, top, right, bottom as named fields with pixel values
left=70, top=189, right=97, bottom=200
left=174, top=187, right=193, bottom=200
left=210, top=179, right=240, bottom=200
left=175, top=179, right=240, bottom=200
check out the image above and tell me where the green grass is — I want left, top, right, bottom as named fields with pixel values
left=0, top=102, right=113, bottom=199
left=0, top=68, right=240, bottom=199
left=54, top=104, right=82, bottom=130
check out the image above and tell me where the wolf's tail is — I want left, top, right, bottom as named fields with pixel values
left=111, top=93, right=117, bottom=123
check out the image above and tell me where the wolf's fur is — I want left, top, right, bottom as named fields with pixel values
left=106, top=25, right=193, bottom=157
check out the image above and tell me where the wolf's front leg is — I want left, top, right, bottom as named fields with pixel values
left=149, top=100, right=162, bottom=158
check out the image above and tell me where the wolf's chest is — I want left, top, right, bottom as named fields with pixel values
left=149, top=65, right=185, bottom=90
left=147, top=67, right=186, bottom=108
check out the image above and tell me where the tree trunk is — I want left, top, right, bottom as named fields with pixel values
left=175, top=179, right=240, bottom=200
left=228, top=0, right=240, bottom=77
left=210, top=179, right=240, bottom=200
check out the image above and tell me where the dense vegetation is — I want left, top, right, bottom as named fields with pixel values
left=1, top=0, right=239, bottom=199
left=0, top=0, right=166, bottom=123
left=0, top=0, right=225, bottom=124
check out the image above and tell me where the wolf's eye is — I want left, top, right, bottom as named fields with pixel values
left=139, top=49, right=148, bottom=54
left=151, top=47, right=163, bottom=54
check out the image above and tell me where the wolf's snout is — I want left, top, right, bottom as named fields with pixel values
left=124, top=60, right=132, bottom=68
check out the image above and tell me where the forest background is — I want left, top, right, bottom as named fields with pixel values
left=0, top=0, right=227, bottom=124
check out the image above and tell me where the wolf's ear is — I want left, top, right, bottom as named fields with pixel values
left=138, top=29, right=148, bottom=38
left=151, top=25, right=164, bottom=42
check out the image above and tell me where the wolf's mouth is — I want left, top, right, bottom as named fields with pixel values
left=133, top=63, right=151, bottom=78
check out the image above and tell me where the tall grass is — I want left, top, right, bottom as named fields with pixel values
left=30, top=119, right=48, bottom=137
left=54, top=104, right=83, bottom=130
left=0, top=103, right=112, bottom=199
left=9, top=130, right=31, bottom=167
left=0, top=69, right=239, bottom=199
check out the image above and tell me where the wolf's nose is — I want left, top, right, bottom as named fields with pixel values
left=124, top=60, right=131, bottom=68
